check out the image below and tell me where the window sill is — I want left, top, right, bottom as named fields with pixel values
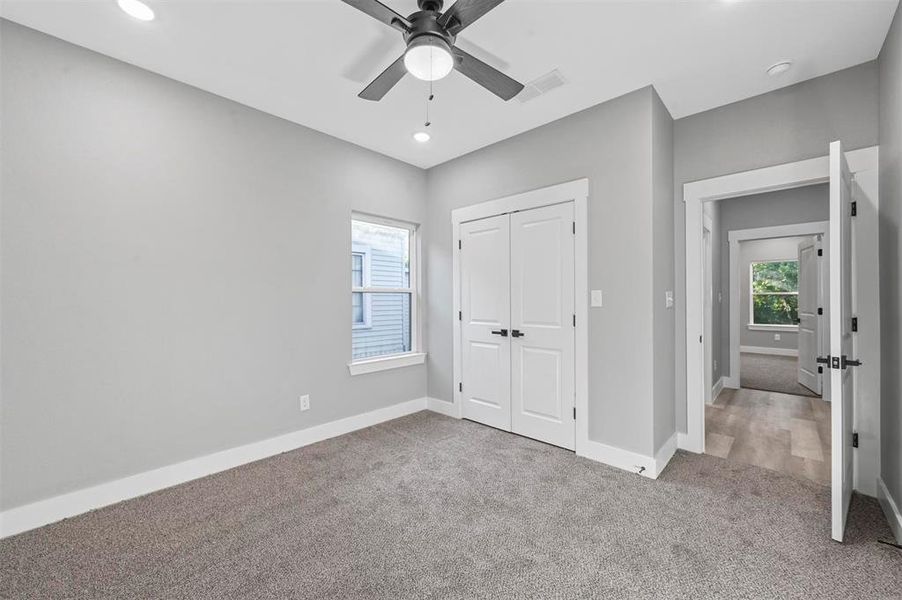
left=747, top=324, right=798, bottom=332
left=348, top=352, right=426, bottom=376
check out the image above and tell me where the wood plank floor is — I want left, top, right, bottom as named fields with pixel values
left=705, top=387, right=831, bottom=487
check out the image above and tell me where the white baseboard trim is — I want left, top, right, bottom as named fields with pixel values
left=652, top=433, right=678, bottom=478
left=579, top=439, right=658, bottom=479
left=740, top=345, right=798, bottom=357
left=710, top=377, right=725, bottom=403
left=677, top=431, right=703, bottom=454
left=426, top=396, right=459, bottom=418
left=0, top=397, right=428, bottom=539
left=877, top=477, right=902, bottom=544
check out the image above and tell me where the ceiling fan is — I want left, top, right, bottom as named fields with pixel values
left=340, top=0, right=524, bottom=101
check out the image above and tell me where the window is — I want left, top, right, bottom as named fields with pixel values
left=750, top=260, right=799, bottom=326
left=350, top=215, right=420, bottom=368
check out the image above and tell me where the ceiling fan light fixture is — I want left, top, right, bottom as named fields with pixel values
left=404, top=36, right=453, bottom=82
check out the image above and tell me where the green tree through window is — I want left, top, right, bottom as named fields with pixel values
left=751, top=260, right=799, bottom=325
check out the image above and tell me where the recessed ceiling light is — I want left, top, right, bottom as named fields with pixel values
left=413, top=131, right=431, bottom=143
left=767, top=61, right=792, bottom=76
left=117, top=0, right=155, bottom=21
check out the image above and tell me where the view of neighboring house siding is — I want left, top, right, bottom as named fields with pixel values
left=352, top=226, right=411, bottom=359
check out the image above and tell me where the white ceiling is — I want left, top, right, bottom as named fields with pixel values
left=1, top=0, right=897, bottom=168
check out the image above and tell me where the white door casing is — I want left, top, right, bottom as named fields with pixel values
left=797, top=237, right=822, bottom=395
left=829, top=140, right=855, bottom=543
left=703, top=216, right=714, bottom=404
left=510, top=203, right=576, bottom=450
left=460, top=214, right=512, bottom=431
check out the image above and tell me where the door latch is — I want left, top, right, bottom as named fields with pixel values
left=491, top=329, right=509, bottom=337
left=511, top=329, right=525, bottom=338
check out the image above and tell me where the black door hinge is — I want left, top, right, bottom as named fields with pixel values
left=459, top=382, right=462, bottom=392
left=817, top=248, right=823, bottom=256
left=573, top=406, right=576, bottom=420
left=573, top=314, right=576, bottom=327
left=458, top=310, right=462, bottom=321
left=817, top=307, right=823, bottom=315
left=852, top=432, right=859, bottom=448
left=572, top=221, right=576, bottom=235
left=851, top=317, right=858, bottom=332
left=851, top=201, right=857, bottom=217
left=458, top=240, right=461, bottom=250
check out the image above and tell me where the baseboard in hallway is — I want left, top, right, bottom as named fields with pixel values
left=878, top=478, right=902, bottom=544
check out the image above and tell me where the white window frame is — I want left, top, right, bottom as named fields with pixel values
left=748, top=258, right=800, bottom=330
left=348, top=213, right=425, bottom=375
left=351, top=244, right=373, bottom=330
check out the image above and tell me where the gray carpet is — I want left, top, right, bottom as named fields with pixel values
left=2, top=412, right=899, bottom=599
left=740, top=352, right=820, bottom=397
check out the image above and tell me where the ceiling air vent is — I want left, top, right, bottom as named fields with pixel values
left=518, top=69, right=567, bottom=103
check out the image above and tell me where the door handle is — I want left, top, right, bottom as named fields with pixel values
left=491, top=329, right=508, bottom=337
left=842, top=356, right=863, bottom=368
left=511, top=329, right=525, bottom=338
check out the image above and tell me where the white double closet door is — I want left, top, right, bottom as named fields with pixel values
left=459, top=201, right=575, bottom=450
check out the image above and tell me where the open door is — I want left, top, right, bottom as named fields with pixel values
left=828, top=140, right=858, bottom=542
left=797, top=237, right=822, bottom=395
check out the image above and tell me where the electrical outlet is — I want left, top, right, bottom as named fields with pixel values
left=774, top=333, right=781, bottom=341
left=714, top=360, right=718, bottom=372
left=299, top=394, right=310, bottom=412
left=665, top=291, right=674, bottom=309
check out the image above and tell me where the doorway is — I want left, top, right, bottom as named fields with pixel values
left=684, top=144, right=880, bottom=542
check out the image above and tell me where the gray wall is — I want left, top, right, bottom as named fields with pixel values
left=879, top=4, right=902, bottom=522
left=712, top=185, right=829, bottom=379
left=425, top=86, right=675, bottom=457
left=738, top=236, right=817, bottom=350
left=0, top=21, right=428, bottom=510
left=674, top=63, right=879, bottom=432
left=652, top=92, right=676, bottom=451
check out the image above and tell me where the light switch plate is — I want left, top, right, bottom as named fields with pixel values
left=774, top=333, right=781, bottom=341
left=591, top=290, right=603, bottom=307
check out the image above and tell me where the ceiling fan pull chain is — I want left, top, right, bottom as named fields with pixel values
left=425, top=81, right=433, bottom=127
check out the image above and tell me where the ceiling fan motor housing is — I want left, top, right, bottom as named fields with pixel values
left=403, top=8, right=455, bottom=50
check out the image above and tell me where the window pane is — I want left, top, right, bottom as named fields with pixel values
left=753, top=293, right=799, bottom=325
left=352, top=220, right=410, bottom=288
left=352, top=292, right=364, bottom=324
left=752, top=261, right=798, bottom=293
left=352, top=253, right=363, bottom=287
left=351, top=293, right=411, bottom=359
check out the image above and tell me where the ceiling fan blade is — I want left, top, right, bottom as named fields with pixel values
left=359, top=54, right=407, bottom=101
left=439, top=0, right=506, bottom=35
left=340, top=0, right=411, bottom=33
left=452, top=47, right=523, bottom=101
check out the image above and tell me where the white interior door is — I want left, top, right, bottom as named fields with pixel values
left=829, top=140, right=856, bottom=542
left=460, top=215, right=511, bottom=431
left=510, top=203, right=575, bottom=450
left=797, top=237, right=822, bottom=395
